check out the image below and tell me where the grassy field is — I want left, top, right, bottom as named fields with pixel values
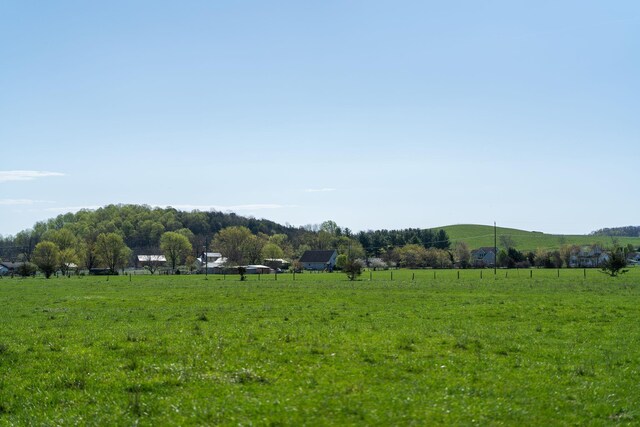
left=439, top=224, right=640, bottom=252
left=1, top=269, right=639, bottom=425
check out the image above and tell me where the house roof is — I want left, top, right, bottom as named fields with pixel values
left=299, top=250, right=337, bottom=263
left=137, top=255, right=167, bottom=262
left=0, top=262, right=25, bottom=269
left=201, top=257, right=227, bottom=268
left=471, top=247, right=496, bottom=254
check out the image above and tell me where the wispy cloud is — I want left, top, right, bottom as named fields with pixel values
left=0, top=170, right=66, bottom=183
left=44, top=205, right=101, bottom=213
left=170, top=204, right=296, bottom=211
left=304, top=188, right=336, bottom=193
left=0, top=199, right=54, bottom=206
left=39, top=203, right=295, bottom=215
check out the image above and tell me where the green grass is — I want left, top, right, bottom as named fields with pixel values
left=1, top=270, right=639, bottom=425
left=440, top=223, right=640, bottom=252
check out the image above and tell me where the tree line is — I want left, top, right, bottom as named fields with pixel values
left=0, top=204, right=453, bottom=275
left=590, top=226, right=640, bottom=238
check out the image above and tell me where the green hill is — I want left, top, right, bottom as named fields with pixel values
left=439, top=224, right=640, bottom=252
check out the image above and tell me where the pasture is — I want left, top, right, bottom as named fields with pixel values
left=1, top=269, right=639, bottom=425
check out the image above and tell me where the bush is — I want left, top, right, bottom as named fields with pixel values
left=601, top=247, right=628, bottom=277
left=343, top=259, right=363, bottom=281
left=17, top=262, right=37, bottom=277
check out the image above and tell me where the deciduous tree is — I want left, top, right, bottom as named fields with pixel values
left=59, top=248, right=78, bottom=276
left=343, top=259, right=363, bottom=281
left=32, top=241, right=60, bottom=278
left=454, top=241, right=471, bottom=268
left=262, top=243, right=284, bottom=260
left=96, top=233, right=131, bottom=274
left=160, top=231, right=192, bottom=273
left=213, top=226, right=256, bottom=265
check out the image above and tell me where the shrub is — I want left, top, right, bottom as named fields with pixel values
left=343, top=259, right=363, bottom=281
left=601, top=247, right=628, bottom=277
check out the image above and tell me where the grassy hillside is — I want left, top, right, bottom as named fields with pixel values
left=439, top=224, right=640, bottom=252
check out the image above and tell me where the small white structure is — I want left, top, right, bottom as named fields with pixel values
left=137, top=255, right=167, bottom=263
left=198, top=253, right=227, bottom=274
left=245, top=265, right=274, bottom=274
left=136, top=255, right=167, bottom=269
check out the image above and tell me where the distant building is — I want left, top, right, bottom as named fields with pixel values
left=245, top=265, right=274, bottom=274
left=0, top=262, right=25, bottom=275
left=197, top=252, right=227, bottom=274
left=470, top=247, right=496, bottom=267
left=136, top=255, right=167, bottom=270
left=299, top=250, right=338, bottom=271
left=569, top=246, right=609, bottom=268
left=202, top=252, right=222, bottom=263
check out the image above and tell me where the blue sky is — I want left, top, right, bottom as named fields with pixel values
left=1, top=1, right=638, bottom=236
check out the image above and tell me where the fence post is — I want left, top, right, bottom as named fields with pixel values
left=584, top=268, right=586, bottom=279
left=370, top=270, right=372, bottom=281
left=480, top=270, right=483, bottom=279
left=412, top=272, right=415, bottom=281
left=391, top=271, right=393, bottom=281
left=457, top=270, right=460, bottom=280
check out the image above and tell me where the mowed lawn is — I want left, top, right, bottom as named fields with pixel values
left=1, top=269, right=639, bottom=425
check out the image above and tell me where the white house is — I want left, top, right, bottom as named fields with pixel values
left=569, top=246, right=609, bottom=268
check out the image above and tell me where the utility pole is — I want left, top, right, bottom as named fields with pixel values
left=204, top=240, right=208, bottom=280
left=494, top=221, right=497, bottom=275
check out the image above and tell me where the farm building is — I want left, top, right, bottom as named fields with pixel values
left=136, top=255, right=167, bottom=268
left=263, top=258, right=290, bottom=270
left=197, top=252, right=227, bottom=274
left=299, top=250, right=338, bottom=271
left=471, top=247, right=496, bottom=268
left=0, top=262, right=25, bottom=275
left=202, top=252, right=223, bottom=263
left=245, top=265, right=273, bottom=274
